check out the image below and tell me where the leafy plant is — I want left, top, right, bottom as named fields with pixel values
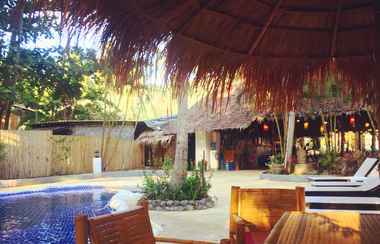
left=0, top=142, right=6, bottom=161
left=319, top=151, right=338, bottom=170
left=142, top=159, right=211, bottom=201
left=269, top=154, right=284, bottom=165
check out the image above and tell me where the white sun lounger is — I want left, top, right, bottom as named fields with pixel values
left=311, top=181, right=364, bottom=187
left=308, top=157, right=379, bottom=183
left=305, top=177, right=380, bottom=213
left=306, top=176, right=380, bottom=193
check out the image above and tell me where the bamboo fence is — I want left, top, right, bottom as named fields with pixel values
left=0, top=130, right=143, bottom=179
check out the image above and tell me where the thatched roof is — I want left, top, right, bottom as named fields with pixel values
left=167, top=93, right=257, bottom=133
left=50, top=0, right=380, bottom=113
left=135, top=130, right=174, bottom=145
left=161, top=91, right=364, bottom=134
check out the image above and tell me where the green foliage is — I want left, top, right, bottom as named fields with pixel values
left=142, top=159, right=211, bottom=201
left=0, top=142, right=6, bottom=161
left=161, top=158, right=173, bottom=175
left=319, top=151, right=338, bottom=170
left=1, top=47, right=123, bottom=127
left=269, top=153, right=284, bottom=165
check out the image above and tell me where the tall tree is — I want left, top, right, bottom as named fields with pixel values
left=170, top=81, right=189, bottom=186
left=0, top=0, right=57, bottom=128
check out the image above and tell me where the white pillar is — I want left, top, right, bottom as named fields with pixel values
left=284, top=111, right=296, bottom=169
left=209, top=131, right=219, bottom=170
left=195, top=130, right=210, bottom=168
left=92, top=150, right=102, bottom=175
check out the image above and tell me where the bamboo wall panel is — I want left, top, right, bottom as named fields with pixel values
left=0, top=130, right=52, bottom=179
left=0, top=130, right=143, bottom=179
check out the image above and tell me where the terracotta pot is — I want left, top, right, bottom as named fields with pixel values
left=269, top=164, right=284, bottom=174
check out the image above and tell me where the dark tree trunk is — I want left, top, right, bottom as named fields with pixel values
left=3, top=106, right=11, bottom=130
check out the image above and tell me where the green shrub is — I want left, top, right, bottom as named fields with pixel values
left=0, top=142, right=6, bottom=161
left=142, top=159, right=211, bottom=201
left=269, top=154, right=284, bottom=165
left=319, top=151, right=338, bottom=170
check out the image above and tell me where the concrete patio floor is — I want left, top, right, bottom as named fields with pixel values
left=0, top=170, right=309, bottom=242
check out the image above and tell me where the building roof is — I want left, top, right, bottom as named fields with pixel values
left=31, top=120, right=137, bottom=129
left=135, top=130, right=174, bottom=145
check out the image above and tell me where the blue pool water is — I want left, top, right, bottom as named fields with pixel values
left=0, top=186, right=115, bottom=244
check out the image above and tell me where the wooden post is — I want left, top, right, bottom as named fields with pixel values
left=295, top=187, right=305, bottom=212
left=75, top=215, right=89, bottom=244
left=284, top=112, right=296, bottom=171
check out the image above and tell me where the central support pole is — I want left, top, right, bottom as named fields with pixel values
left=170, top=81, right=189, bottom=186
left=284, top=111, right=296, bottom=171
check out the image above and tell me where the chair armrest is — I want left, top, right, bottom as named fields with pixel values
left=155, top=236, right=218, bottom=244
left=232, top=214, right=256, bottom=232
left=230, top=214, right=256, bottom=244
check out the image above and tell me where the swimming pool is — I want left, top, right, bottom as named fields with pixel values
left=0, top=186, right=115, bottom=244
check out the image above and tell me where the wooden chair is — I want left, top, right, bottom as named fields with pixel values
left=224, top=186, right=305, bottom=244
left=75, top=201, right=217, bottom=244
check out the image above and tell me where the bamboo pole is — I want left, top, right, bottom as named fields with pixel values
left=273, top=113, right=284, bottom=158
left=284, top=111, right=296, bottom=170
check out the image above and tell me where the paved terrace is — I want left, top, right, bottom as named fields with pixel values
left=0, top=170, right=309, bottom=242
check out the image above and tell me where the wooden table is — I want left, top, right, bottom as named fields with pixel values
left=265, top=211, right=380, bottom=244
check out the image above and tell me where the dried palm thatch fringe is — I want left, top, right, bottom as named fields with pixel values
left=38, top=1, right=379, bottom=118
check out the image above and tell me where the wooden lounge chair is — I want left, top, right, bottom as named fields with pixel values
left=222, top=186, right=305, bottom=244
left=75, top=201, right=217, bottom=244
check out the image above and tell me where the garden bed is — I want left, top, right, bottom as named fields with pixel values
left=148, top=197, right=216, bottom=211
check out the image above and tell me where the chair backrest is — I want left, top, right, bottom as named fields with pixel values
left=75, top=202, right=155, bottom=244
left=354, top=158, right=379, bottom=177
left=230, top=186, right=305, bottom=233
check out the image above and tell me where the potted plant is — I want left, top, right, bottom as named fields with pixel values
left=268, top=154, right=284, bottom=174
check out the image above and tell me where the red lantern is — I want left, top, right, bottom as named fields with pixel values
left=349, top=116, right=355, bottom=126
left=262, top=123, right=269, bottom=132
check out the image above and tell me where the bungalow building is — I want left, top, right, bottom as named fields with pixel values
left=135, top=93, right=379, bottom=171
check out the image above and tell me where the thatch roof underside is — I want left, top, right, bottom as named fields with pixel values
left=135, top=130, right=174, bottom=145
left=53, top=0, right=380, bottom=120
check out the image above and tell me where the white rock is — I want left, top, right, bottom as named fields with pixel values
left=109, top=190, right=143, bottom=212
left=109, top=190, right=162, bottom=235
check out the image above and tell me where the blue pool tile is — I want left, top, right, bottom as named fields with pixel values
left=0, top=186, right=115, bottom=244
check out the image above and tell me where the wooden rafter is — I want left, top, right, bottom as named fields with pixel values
left=206, top=8, right=372, bottom=33
left=256, top=0, right=371, bottom=13
left=330, top=2, right=342, bottom=58
left=175, top=0, right=221, bottom=34
left=248, top=0, right=283, bottom=55
left=127, top=0, right=373, bottom=60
